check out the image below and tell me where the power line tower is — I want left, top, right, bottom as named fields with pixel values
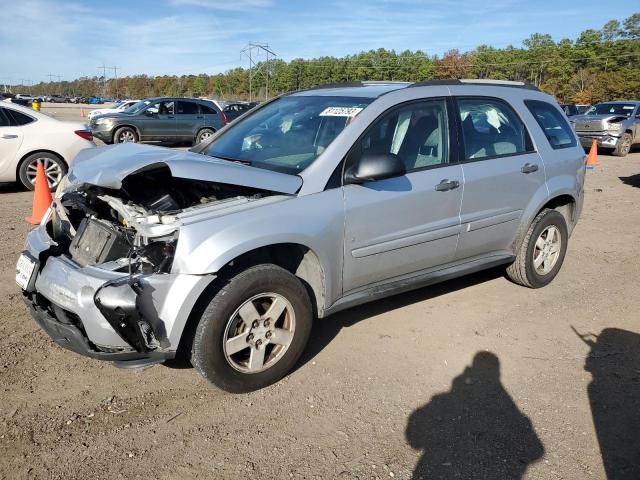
left=108, top=66, right=120, bottom=98
left=240, top=42, right=277, bottom=102
left=97, top=63, right=107, bottom=97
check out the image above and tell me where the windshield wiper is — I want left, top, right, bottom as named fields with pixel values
left=209, top=154, right=252, bottom=166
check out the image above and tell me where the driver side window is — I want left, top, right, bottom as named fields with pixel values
left=353, top=99, right=449, bottom=174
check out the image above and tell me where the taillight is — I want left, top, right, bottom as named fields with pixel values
left=221, top=110, right=228, bottom=125
left=75, top=129, right=93, bottom=141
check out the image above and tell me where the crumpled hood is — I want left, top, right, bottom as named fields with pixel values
left=67, top=143, right=303, bottom=194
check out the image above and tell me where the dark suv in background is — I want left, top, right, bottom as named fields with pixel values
left=90, top=97, right=225, bottom=145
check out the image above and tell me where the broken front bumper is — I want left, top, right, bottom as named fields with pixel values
left=21, top=224, right=214, bottom=363
left=577, top=132, right=621, bottom=149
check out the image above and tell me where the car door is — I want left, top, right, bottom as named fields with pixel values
left=0, top=107, right=24, bottom=181
left=342, top=98, right=463, bottom=293
left=453, top=97, right=545, bottom=260
left=138, top=100, right=176, bottom=141
left=176, top=100, right=204, bottom=141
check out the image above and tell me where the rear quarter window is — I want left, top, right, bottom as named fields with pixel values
left=525, top=100, right=577, bottom=150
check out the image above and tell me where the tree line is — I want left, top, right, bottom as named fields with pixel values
left=20, top=13, right=640, bottom=104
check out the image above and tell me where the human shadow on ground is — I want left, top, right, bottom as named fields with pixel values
left=574, top=327, right=640, bottom=480
left=405, top=352, right=544, bottom=480
left=619, top=174, right=640, bottom=188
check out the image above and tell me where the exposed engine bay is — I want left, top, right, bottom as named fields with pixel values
left=49, top=165, right=275, bottom=275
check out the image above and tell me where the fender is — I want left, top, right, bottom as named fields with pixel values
left=172, top=188, right=345, bottom=309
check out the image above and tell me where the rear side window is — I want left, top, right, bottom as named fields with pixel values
left=525, top=100, right=577, bottom=149
left=0, top=108, right=10, bottom=127
left=457, top=98, right=533, bottom=160
left=177, top=101, right=199, bottom=114
left=200, top=103, right=218, bottom=114
left=7, top=109, right=35, bottom=126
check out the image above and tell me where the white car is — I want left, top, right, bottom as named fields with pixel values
left=87, top=100, right=140, bottom=120
left=0, top=102, right=95, bottom=190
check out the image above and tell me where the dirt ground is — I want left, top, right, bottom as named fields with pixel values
left=0, top=110, right=639, bottom=479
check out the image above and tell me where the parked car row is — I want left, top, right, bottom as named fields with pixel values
left=87, top=99, right=140, bottom=120
left=89, top=97, right=227, bottom=145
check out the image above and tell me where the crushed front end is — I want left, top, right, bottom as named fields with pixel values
left=18, top=164, right=272, bottom=366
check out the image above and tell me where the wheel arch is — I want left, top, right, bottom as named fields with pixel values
left=171, top=243, right=326, bottom=363
left=513, top=192, right=578, bottom=254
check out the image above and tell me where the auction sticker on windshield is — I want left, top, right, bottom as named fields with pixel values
left=319, top=107, right=364, bottom=117
left=16, top=253, right=37, bottom=290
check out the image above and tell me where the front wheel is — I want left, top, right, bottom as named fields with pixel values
left=612, top=132, right=632, bottom=157
left=190, top=264, right=313, bottom=393
left=113, top=126, right=138, bottom=144
left=506, top=209, right=568, bottom=288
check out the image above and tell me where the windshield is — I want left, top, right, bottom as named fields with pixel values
left=123, top=100, right=152, bottom=114
left=111, top=101, right=125, bottom=109
left=586, top=103, right=636, bottom=117
left=205, top=95, right=373, bottom=174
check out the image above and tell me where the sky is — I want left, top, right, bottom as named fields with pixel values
left=0, top=0, right=637, bottom=84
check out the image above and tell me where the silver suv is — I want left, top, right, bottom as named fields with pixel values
left=18, top=80, right=585, bottom=392
left=571, top=101, right=640, bottom=157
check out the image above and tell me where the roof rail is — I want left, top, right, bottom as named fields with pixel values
left=410, top=79, right=540, bottom=91
left=302, top=81, right=365, bottom=91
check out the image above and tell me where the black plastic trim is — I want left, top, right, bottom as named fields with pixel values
left=409, top=79, right=540, bottom=91
left=23, top=295, right=173, bottom=362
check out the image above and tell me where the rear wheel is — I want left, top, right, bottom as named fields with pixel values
left=506, top=209, right=568, bottom=288
left=113, top=126, right=138, bottom=144
left=612, top=132, right=632, bottom=157
left=18, top=152, right=67, bottom=191
left=195, top=128, right=215, bottom=145
left=190, top=264, right=312, bottom=393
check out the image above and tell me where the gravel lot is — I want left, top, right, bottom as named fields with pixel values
left=0, top=107, right=639, bottom=479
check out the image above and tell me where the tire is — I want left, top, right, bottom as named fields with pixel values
left=18, top=152, right=67, bottom=191
left=113, top=126, right=138, bottom=144
left=190, top=264, right=313, bottom=393
left=506, top=209, right=568, bottom=288
left=612, top=132, right=632, bottom=157
left=195, top=128, right=215, bottom=145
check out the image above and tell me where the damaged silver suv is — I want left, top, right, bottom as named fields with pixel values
left=18, top=80, right=585, bottom=392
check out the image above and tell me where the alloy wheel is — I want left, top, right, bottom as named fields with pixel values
left=533, top=225, right=562, bottom=275
left=222, top=293, right=296, bottom=373
left=26, top=157, right=63, bottom=188
left=118, top=130, right=136, bottom=143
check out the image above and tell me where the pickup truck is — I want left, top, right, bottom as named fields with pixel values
left=570, top=101, right=640, bottom=156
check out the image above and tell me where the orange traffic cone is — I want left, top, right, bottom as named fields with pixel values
left=586, top=139, right=598, bottom=170
left=25, top=162, right=53, bottom=225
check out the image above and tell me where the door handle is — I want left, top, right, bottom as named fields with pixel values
left=1, top=134, right=18, bottom=139
left=196, top=116, right=203, bottom=119
left=167, top=115, right=175, bottom=119
left=434, top=179, right=460, bottom=192
left=521, top=163, right=539, bottom=174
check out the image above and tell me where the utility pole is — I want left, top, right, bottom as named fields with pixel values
left=241, top=43, right=277, bottom=102
left=109, top=66, right=120, bottom=98
left=97, top=63, right=107, bottom=97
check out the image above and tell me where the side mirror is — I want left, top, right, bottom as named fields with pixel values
left=344, top=153, right=406, bottom=184
left=145, top=110, right=157, bottom=117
